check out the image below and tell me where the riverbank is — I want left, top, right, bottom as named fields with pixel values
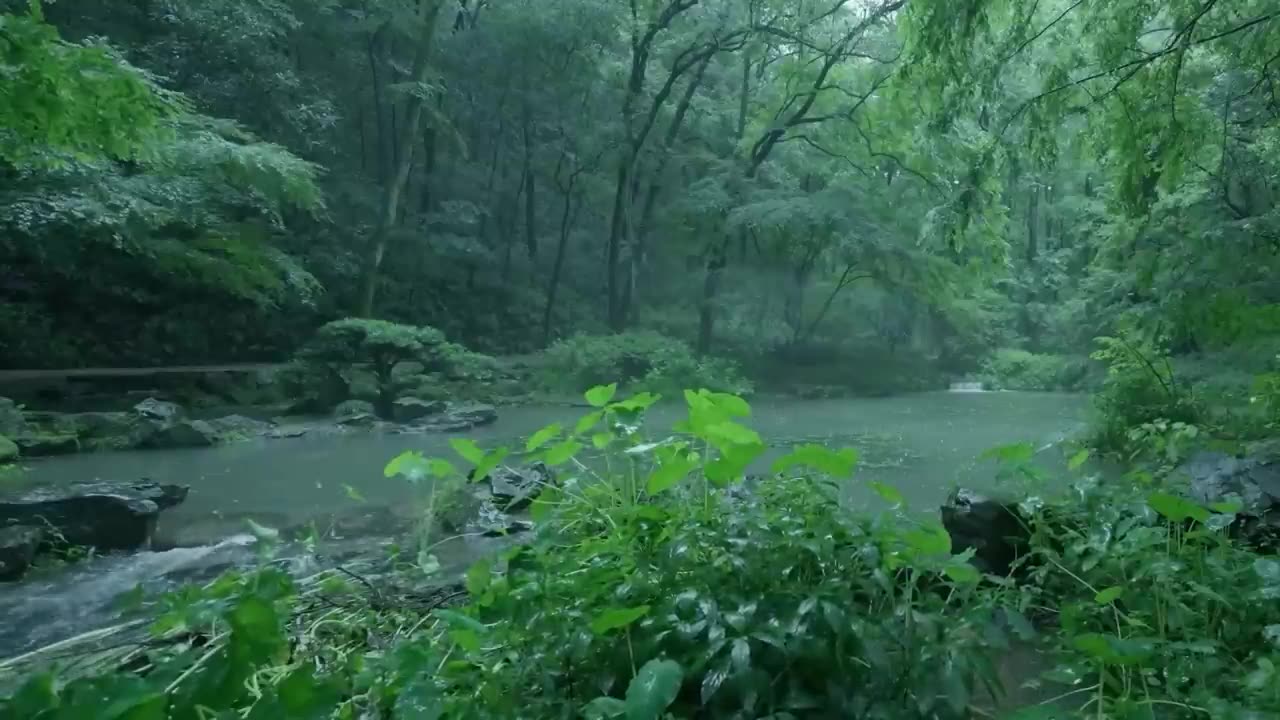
left=2, top=387, right=1278, bottom=718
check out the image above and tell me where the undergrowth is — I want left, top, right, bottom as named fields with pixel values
left=3, top=386, right=1279, bottom=719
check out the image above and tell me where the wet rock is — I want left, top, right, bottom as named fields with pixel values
left=14, top=434, right=80, bottom=457
left=474, top=503, right=534, bottom=537
left=940, top=488, right=1030, bottom=577
left=133, top=398, right=183, bottom=422
left=268, top=426, right=308, bottom=439
left=1182, top=449, right=1280, bottom=550
left=0, top=525, right=44, bottom=581
left=0, top=435, right=17, bottom=463
left=337, top=412, right=379, bottom=427
left=334, top=399, right=376, bottom=419
left=420, top=403, right=497, bottom=431
left=0, top=397, right=25, bottom=436
left=69, top=412, right=148, bottom=451
left=0, top=481, right=188, bottom=552
left=206, top=414, right=274, bottom=438
left=392, top=397, right=448, bottom=423
left=139, top=419, right=220, bottom=449
left=488, top=463, right=553, bottom=511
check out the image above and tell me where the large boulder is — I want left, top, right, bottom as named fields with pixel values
left=206, top=414, right=274, bottom=438
left=1181, top=448, right=1280, bottom=550
left=0, top=525, right=44, bottom=581
left=940, top=488, right=1030, bottom=577
left=139, top=420, right=220, bottom=449
left=0, top=435, right=17, bottom=464
left=0, top=481, right=188, bottom=552
left=419, top=403, right=498, bottom=432
left=392, top=397, right=448, bottom=423
left=488, top=463, right=554, bottom=511
left=0, top=397, right=25, bottom=436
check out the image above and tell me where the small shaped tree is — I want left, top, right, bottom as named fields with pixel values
left=297, top=319, right=450, bottom=417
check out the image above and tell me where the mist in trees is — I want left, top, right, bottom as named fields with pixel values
left=1, top=0, right=1277, bottom=395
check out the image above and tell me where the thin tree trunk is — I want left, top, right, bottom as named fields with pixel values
left=357, top=0, right=446, bottom=317
left=697, top=237, right=729, bottom=355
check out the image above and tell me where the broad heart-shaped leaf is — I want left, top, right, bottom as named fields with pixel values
left=1147, top=492, right=1210, bottom=524
left=585, top=383, right=618, bottom=407
left=647, top=456, right=698, bottom=495
left=471, top=448, right=510, bottom=483
left=980, top=442, right=1034, bottom=464
left=427, top=458, right=457, bottom=478
left=575, top=410, right=605, bottom=435
left=543, top=439, right=583, bottom=466
left=944, top=562, right=981, bottom=584
left=590, top=605, right=650, bottom=635
left=525, top=423, right=562, bottom=452
left=772, top=444, right=859, bottom=478
left=449, top=438, right=485, bottom=465
left=625, top=659, right=683, bottom=720
left=385, top=450, right=428, bottom=478
left=706, top=440, right=765, bottom=487
left=704, top=391, right=751, bottom=417
left=466, top=559, right=492, bottom=596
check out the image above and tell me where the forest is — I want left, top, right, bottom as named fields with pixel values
left=2, top=0, right=1280, bottom=718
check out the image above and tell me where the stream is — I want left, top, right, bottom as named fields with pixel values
left=0, top=391, right=1089, bottom=659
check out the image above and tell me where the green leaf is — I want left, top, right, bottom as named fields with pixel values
left=530, top=485, right=561, bottom=522
left=244, top=518, right=280, bottom=543
left=611, top=392, right=661, bottom=412
left=1147, top=492, right=1210, bottom=523
left=1209, top=500, right=1243, bottom=515
left=466, top=559, right=492, bottom=596
left=427, top=458, right=457, bottom=478
left=902, top=524, right=952, bottom=556
left=771, top=444, right=858, bottom=477
left=706, top=391, right=751, bottom=417
left=471, top=448, right=510, bottom=483
left=981, top=442, right=1034, bottom=464
left=624, top=659, right=683, bottom=720
left=590, top=605, right=650, bottom=635
left=449, top=628, right=482, bottom=653
left=1094, top=586, right=1123, bottom=604
left=944, top=562, right=981, bottom=584
left=1256, top=558, right=1280, bottom=599
left=870, top=481, right=904, bottom=506
left=526, top=423, right=562, bottom=452
left=342, top=483, right=366, bottom=503
left=583, top=697, right=627, bottom=720
left=591, top=432, right=613, bottom=449
left=395, top=678, right=444, bottom=720
left=585, top=384, right=618, bottom=407
left=434, top=609, right=487, bottom=634
left=543, top=439, right=582, bottom=466
left=1068, top=448, right=1091, bottom=471
left=646, top=456, right=698, bottom=495
left=574, top=410, right=605, bottom=435
left=450, top=438, right=485, bottom=465
left=706, top=440, right=764, bottom=486
left=384, top=450, right=426, bottom=478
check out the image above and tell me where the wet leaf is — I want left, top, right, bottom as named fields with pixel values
left=384, top=450, right=427, bottom=478
left=543, top=439, right=582, bottom=466
left=585, top=384, right=617, bottom=407
left=730, top=638, right=751, bottom=673
left=944, top=562, right=981, bottom=584
left=1068, top=448, right=1091, bottom=471
left=625, top=659, right=683, bottom=720
left=590, top=606, right=650, bottom=635
left=700, top=656, right=730, bottom=704
left=466, top=559, right=491, bottom=596
left=342, top=483, right=366, bottom=503
left=1094, top=586, right=1123, bottom=604
left=1147, top=492, right=1210, bottom=523
left=449, top=439, right=485, bottom=465
left=395, top=678, right=444, bottom=720
left=612, top=392, right=660, bottom=412
left=981, top=442, right=1034, bottom=464
left=647, top=457, right=697, bottom=495
left=771, top=444, right=858, bottom=477
left=526, top=423, right=562, bottom=452
left=575, top=410, right=605, bottom=435
left=870, top=481, right=904, bottom=506
left=583, top=697, right=627, bottom=719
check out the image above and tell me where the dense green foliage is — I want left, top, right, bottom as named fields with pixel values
left=538, top=332, right=752, bottom=396
left=5, top=388, right=1280, bottom=718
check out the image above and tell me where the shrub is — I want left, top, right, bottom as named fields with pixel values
left=539, top=331, right=752, bottom=396
left=293, top=319, right=451, bottom=416
left=1088, top=334, right=1202, bottom=456
left=980, top=348, right=1093, bottom=391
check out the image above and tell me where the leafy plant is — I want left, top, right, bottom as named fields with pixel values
left=539, top=331, right=752, bottom=396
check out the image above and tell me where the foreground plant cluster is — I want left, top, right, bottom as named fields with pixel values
left=3, top=387, right=1280, bottom=719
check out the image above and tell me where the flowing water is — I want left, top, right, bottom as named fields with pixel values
left=0, top=391, right=1089, bottom=658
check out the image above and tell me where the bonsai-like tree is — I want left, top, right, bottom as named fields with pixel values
left=297, top=319, right=450, bottom=417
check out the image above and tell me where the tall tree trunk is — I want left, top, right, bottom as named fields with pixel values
left=357, top=0, right=446, bottom=317
left=697, top=238, right=728, bottom=355
left=1023, top=182, right=1041, bottom=349
left=544, top=177, right=579, bottom=346
left=522, top=106, right=537, bottom=259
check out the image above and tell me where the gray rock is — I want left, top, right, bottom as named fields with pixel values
left=139, top=420, right=220, bottom=449
left=0, top=525, right=44, bottom=581
left=133, top=398, right=183, bottom=422
left=392, top=397, right=448, bottom=423
left=206, top=414, right=274, bottom=438
left=0, top=481, right=188, bottom=552
left=268, top=427, right=308, bottom=439
left=420, top=403, right=498, bottom=432
left=337, top=413, right=379, bottom=427
left=0, top=435, right=17, bottom=464
left=14, top=434, right=80, bottom=457
left=1181, top=450, right=1280, bottom=550
left=333, top=399, right=376, bottom=418
left=0, top=397, right=25, bottom=436
left=940, top=488, right=1029, bottom=577
left=488, top=463, right=553, bottom=511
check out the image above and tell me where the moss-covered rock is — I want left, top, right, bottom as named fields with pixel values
left=0, top=434, right=18, bottom=463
